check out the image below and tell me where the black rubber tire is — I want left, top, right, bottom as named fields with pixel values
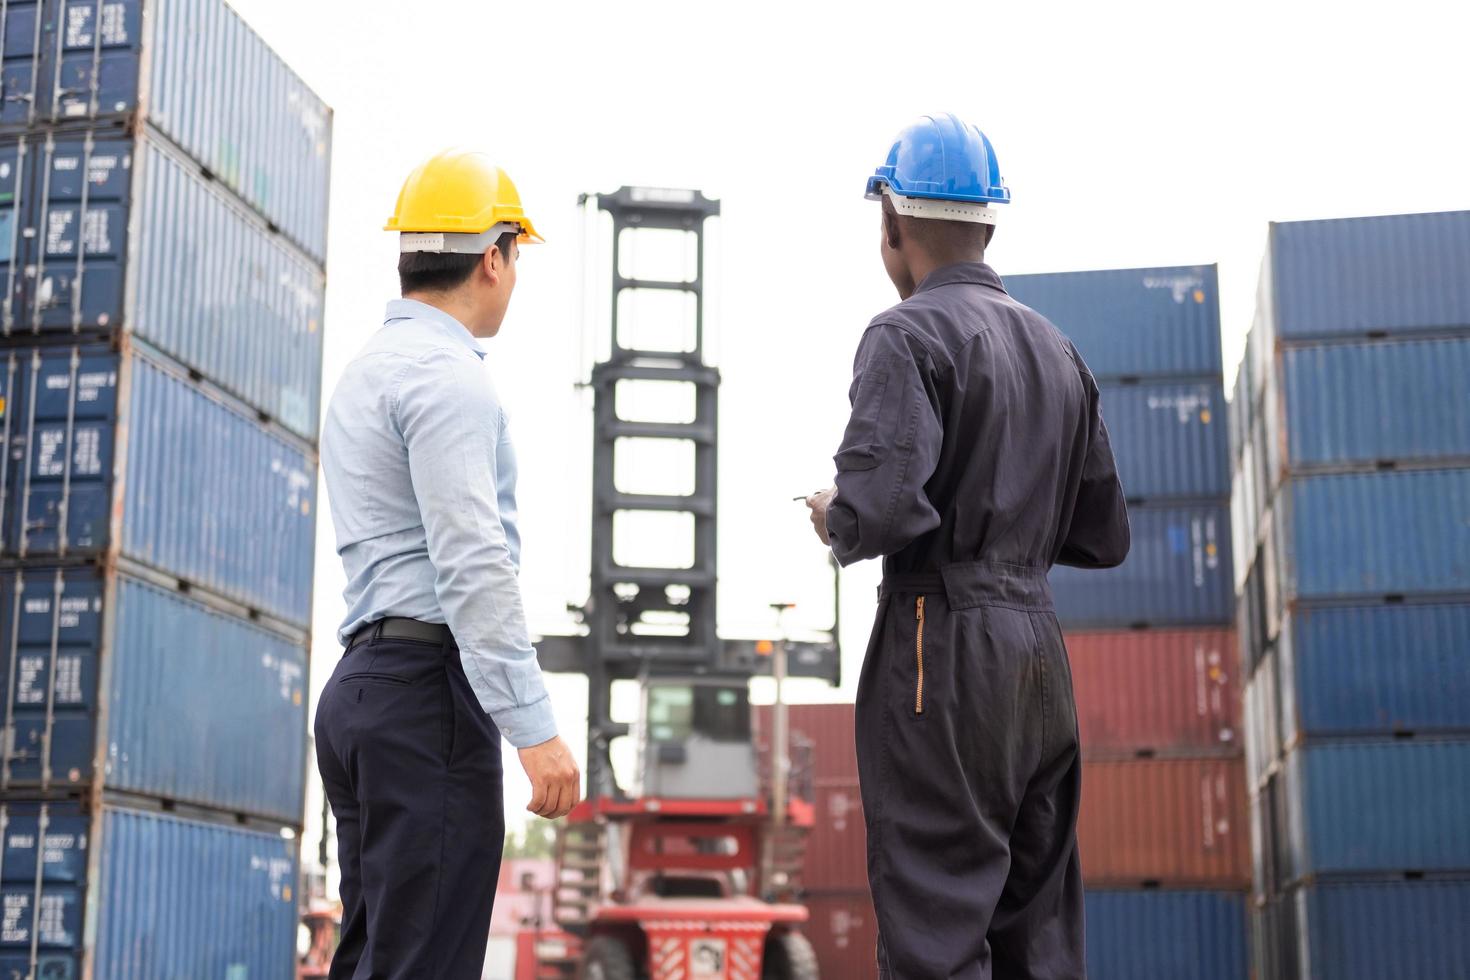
left=763, top=930, right=820, bottom=980
left=580, top=935, right=637, bottom=980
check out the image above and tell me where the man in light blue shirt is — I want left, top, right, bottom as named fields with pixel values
left=315, top=150, right=579, bottom=979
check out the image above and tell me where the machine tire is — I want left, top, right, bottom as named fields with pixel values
left=580, top=935, right=637, bottom=980
left=762, top=930, right=820, bottom=980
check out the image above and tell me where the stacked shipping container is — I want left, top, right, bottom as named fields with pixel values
left=1233, top=210, right=1470, bottom=978
left=1006, top=267, right=1249, bottom=979
left=0, top=0, right=329, bottom=975
left=753, top=703, right=877, bottom=980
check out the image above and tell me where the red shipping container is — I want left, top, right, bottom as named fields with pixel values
left=1078, top=758, right=1250, bottom=887
left=803, top=781, right=868, bottom=892
left=1067, top=628, right=1241, bottom=758
left=753, top=702, right=859, bottom=784
left=802, top=892, right=879, bottom=980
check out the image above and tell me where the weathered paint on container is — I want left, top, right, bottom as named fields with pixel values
left=0, top=0, right=333, bottom=264
left=1254, top=880, right=1470, bottom=980
left=1, top=130, right=326, bottom=439
left=0, top=566, right=308, bottom=822
left=1275, top=739, right=1470, bottom=883
left=752, top=702, right=858, bottom=784
left=0, top=801, right=298, bottom=978
left=1067, top=629, right=1239, bottom=758
left=1099, top=380, right=1229, bottom=500
left=1280, top=338, right=1470, bottom=470
left=1050, top=502, right=1233, bottom=628
left=1266, top=211, right=1470, bottom=343
left=801, top=892, right=878, bottom=980
left=1003, top=265, right=1221, bottom=380
left=1277, top=602, right=1470, bottom=742
left=1078, top=758, right=1250, bottom=887
left=802, top=782, right=866, bottom=892
left=0, top=343, right=318, bottom=626
left=1281, top=469, right=1470, bottom=601
left=1085, top=890, right=1248, bottom=980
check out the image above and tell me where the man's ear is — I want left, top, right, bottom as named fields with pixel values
left=883, top=209, right=902, bottom=251
left=482, top=246, right=501, bottom=284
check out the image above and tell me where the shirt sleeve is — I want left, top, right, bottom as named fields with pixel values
left=826, top=324, right=944, bottom=565
left=1055, top=351, right=1131, bottom=568
left=394, top=347, right=558, bottom=748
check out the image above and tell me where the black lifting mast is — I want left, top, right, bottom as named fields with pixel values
left=538, top=187, right=839, bottom=801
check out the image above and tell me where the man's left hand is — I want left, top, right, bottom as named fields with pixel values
left=805, top=488, right=837, bottom=545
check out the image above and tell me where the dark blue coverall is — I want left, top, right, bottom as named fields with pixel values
left=827, top=262, right=1131, bottom=980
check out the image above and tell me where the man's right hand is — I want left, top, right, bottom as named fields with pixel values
left=518, top=735, right=581, bottom=819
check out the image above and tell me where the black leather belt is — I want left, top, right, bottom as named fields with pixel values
left=347, top=618, right=451, bottom=652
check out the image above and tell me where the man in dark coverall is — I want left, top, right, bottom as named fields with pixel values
left=805, top=114, right=1131, bottom=979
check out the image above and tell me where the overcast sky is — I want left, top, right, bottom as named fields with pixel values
left=220, top=0, right=1468, bottom=875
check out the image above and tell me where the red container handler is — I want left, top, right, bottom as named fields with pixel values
left=1078, top=758, right=1251, bottom=887
left=802, top=892, right=879, bottom=980
left=1066, top=629, right=1241, bottom=758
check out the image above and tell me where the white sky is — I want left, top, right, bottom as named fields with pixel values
left=220, top=0, right=1469, bottom=879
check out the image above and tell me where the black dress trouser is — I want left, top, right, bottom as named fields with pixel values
left=857, top=564, right=1086, bottom=980
left=315, top=629, right=505, bottom=979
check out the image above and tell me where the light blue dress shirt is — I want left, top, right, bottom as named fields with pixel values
left=320, top=298, right=556, bottom=748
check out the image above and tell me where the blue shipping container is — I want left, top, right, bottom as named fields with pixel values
left=0, top=130, right=326, bottom=439
left=1050, top=502, right=1233, bottom=627
left=0, top=343, right=318, bottom=626
left=1279, top=337, right=1470, bottom=469
left=1085, top=890, right=1247, bottom=980
left=1268, top=211, right=1470, bottom=342
left=1281, top=468, right=1470, bottom=600
left=0, top=0, right=333, bottom=264
left=1278, top=602, right=1470, bottom=742
left=0, top=566, right=308, bottom=823
left=1277, top=739, right=1470, bottom=882
left=1100, top=380, right=1229, bottom=500
left=0, top=801, right=297, bottom=978
left=1256, top=880, right=1470, bottom=980
left=1004, top=265, right=1222, bottom=379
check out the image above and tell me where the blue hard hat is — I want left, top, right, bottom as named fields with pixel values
left=866, top=113, right=1011, bottom=205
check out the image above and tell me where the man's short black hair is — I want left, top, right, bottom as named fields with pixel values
left=398, top=230, right=517, bottom=294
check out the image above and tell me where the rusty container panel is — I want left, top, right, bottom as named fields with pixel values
left=803, top=782, right=868, bottom=893
left=1079, top=758, right=1250, bottom=887
left=802, top=892, right=879, bottom=980
left=752, top=702, right=859, bottom=783
left=1068, top=629, right=1241, bottom=758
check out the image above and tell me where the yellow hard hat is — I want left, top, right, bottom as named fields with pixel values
left=386, top=149, right=544, bottom=254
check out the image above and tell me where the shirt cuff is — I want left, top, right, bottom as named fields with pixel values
left=492, top=697, right=559, bottom=749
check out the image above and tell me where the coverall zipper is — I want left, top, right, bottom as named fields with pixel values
left=915, top=596, right=926, bottom=714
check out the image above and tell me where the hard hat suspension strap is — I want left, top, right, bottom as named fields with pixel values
left=399, top=222, right=523, bottom=254
left=873, top=186, right=999, bottom=226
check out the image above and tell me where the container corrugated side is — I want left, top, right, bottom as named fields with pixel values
left=0, top=567, right=307, bottom=822
left=3, top=131, right=326, bottom=439
left=1050, top=502, right=1233, bottom=628
left=1067, top=629, right=1239, bottom=757
left=1280, top=337, right=1470, bottom=469
left=1269, top=211, right=1470, bottom=342
left=1279, top=739, right=1470, bottom=881
left=1281, top=469, right=1470, bottom=601
left=0, top=801, right=298, bottom=977
left=1003, top=265, right=1222, bottom=379
left=1078, top=758, right=1250, bottom=886
left=1099, top=380, right=1229, bottom=500
left=802, top=892, right=878, bottom=980
left=0, top=0, right=333, bottom=264
left=752, top=702, right=858, bottom=783
left=801, top=781, right=866, bottom=892
left=1084, top=890, right=1248, bottom=980
left=0, top=344, right=318, bottom=626
left=1279, top=602, right=1470, bottom=741
left=1258, top=880, right=1470, bottom=980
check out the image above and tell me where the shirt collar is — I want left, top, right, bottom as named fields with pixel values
left=384, top=298, right=487, bottom=360
left=913, top=261, right=1008, bottom=297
